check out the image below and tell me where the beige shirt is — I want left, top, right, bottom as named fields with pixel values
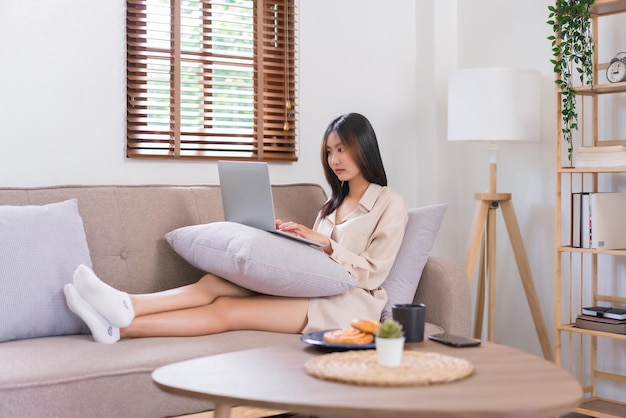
left=302, top=183, right=408, bottom=333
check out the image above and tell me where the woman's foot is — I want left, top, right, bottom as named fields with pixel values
left=73, top=264, right=135, bottom=327
left=64, top=284, right=120, bottom=344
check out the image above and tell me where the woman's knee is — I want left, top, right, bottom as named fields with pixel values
left=196, top=273, right=254, bottom=299
left=197, top=273, right=220, bottom=286
left=194, top=273, right=228, bottom=295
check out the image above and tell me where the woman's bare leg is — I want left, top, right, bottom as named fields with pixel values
left=130, top=273, right=255, bottom=317
left=73, top=263, right=254, bottom=319
left=121, top=295, right=309, bottom=338
left=68, top=265, right=302, bottom=342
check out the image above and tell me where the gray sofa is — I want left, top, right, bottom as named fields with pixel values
left=0, top=184, right=471, bottom=418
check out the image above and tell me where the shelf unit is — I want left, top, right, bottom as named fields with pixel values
left=554, top=1, right=626, bottom=417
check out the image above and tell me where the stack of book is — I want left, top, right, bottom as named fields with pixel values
left=574, top=145, right=626, bottom=168
left=571, top=192, right=626, bottom=249
left=582, top=306, right=626, bottom=319
left=576, top=306, right=626, bottom=334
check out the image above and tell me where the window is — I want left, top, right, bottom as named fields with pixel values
left=126, top=0, right=296, bottom=161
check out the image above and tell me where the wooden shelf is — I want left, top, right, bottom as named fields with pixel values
left=554, top=0, right=626, bottom=412
left=576, top=397, right=626, bottom=418
left=558, top=166, right=626, bottom=173
left=592, top=0, right=626, bottom=16
left=575, top=81, right=626, bottom=95
left=558, top=323, right=626, bottom=341
left=558, top=245, right=626, bottom=256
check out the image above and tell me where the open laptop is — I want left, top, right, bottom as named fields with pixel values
left=217, top=160, right=325, bottom=247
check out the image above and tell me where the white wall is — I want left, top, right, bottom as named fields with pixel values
left=297, top=0, right=418, bottom=203
left=2, top=0, right=623, bottom=394
left=0, top=0, right=419, bottom=205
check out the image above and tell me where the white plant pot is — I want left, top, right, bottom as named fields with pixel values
left=375, top=336, right=405, bottom=367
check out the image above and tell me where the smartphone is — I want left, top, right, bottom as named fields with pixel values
left=428, top=332, right=481, bottom=348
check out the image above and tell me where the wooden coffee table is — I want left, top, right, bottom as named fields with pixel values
left=152, top=340, right=582, bottom=418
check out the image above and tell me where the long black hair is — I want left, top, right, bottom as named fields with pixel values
left=319, top=113, right=387, bottom=218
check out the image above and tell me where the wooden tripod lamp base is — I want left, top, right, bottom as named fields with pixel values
left=447, top=67, right=546, bottom=358
left=463, top=162, right=554, bottom=361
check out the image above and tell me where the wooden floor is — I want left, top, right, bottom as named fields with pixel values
left=178, top=407, right=590, bottom=418
left=181, top=406, right=422, bottom=418
left=176, top=407, right=300, bottom=418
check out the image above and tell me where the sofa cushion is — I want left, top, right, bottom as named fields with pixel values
left=0, top=331, right=302, bottom=418
left=0, top=199, right=91, bottom=342
left=165, top=221, right=358, bottom=297
left=381, top=204, right=447, bottom=321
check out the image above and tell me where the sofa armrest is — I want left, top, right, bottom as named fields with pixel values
left=412, top=256, right=471, bottom=337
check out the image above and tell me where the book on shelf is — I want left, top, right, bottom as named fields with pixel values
left=577, top=314, right=626, bottom=324
left=605, top=308, right=626, bottom=320
left=581, top=306, right=610, bottom=316
left=577, top=145, right=626, bottom=153
left=590, top=192, right=626, bottom=249
left=576, top=315, right=626, bottom=335
left=571, top=192, right=626, bottom=249
left=572, top=193, right=581, bottom=248
left=570, top=192, right=590, bottom=248
left=582, top=306, right=626, bottom=319
left=575, top=145, right=626, bottom=168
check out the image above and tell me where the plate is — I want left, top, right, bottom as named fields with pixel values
left=300, top=329, right=376, bottom=351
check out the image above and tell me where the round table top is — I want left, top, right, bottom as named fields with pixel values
left=152, top=340, right=582, bottom=418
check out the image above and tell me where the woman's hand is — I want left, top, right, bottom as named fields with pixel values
left=276, top=219, right=332, bottom=253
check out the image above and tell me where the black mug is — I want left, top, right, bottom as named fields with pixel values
left=392, top=303, right=426, bottom=342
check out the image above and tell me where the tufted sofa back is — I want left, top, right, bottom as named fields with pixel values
left=0, top=184, right=327, bottom=293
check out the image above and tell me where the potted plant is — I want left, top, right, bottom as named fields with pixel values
left=548, top=0, right=595, bottom=161
left=375, top=319, right=405, bottom=367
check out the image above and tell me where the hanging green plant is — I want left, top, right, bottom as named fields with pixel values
left=547, top=0, right=595, bottom=161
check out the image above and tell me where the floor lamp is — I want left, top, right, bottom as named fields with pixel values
left=447, top=68, right=553, bottom=361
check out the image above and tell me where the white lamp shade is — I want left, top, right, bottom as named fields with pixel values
left=447, top=68, right=541, bottom=142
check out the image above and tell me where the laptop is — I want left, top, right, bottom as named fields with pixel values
left=217, top=160, right=325, bottom=247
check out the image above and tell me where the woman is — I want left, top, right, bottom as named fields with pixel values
left=64, top=113, right=408, bottom=343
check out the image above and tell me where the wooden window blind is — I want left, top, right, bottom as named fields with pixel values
left=126, top=0, right=296, bottom=161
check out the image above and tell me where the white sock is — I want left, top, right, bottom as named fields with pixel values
left=73, top=264, right=135, bottom=328
left=64, top=284, right=120, bottom=344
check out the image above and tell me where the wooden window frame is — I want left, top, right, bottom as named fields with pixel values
left=126, top=0, right=296, bottom=161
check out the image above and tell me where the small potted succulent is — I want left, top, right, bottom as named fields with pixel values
left=375, top=319, right=405, bottom=367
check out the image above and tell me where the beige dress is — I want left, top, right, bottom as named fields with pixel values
left=302, top=183, right=408, bottom=333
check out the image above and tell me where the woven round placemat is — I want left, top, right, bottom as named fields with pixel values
left=304, top=350, right=474, bottom=386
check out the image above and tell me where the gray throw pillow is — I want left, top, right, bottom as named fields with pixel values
left=165, top=221, right=358, bottom=297
left=0, top=199, right=91, bottom=342
left=381, top=204, right=448, bottom=321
